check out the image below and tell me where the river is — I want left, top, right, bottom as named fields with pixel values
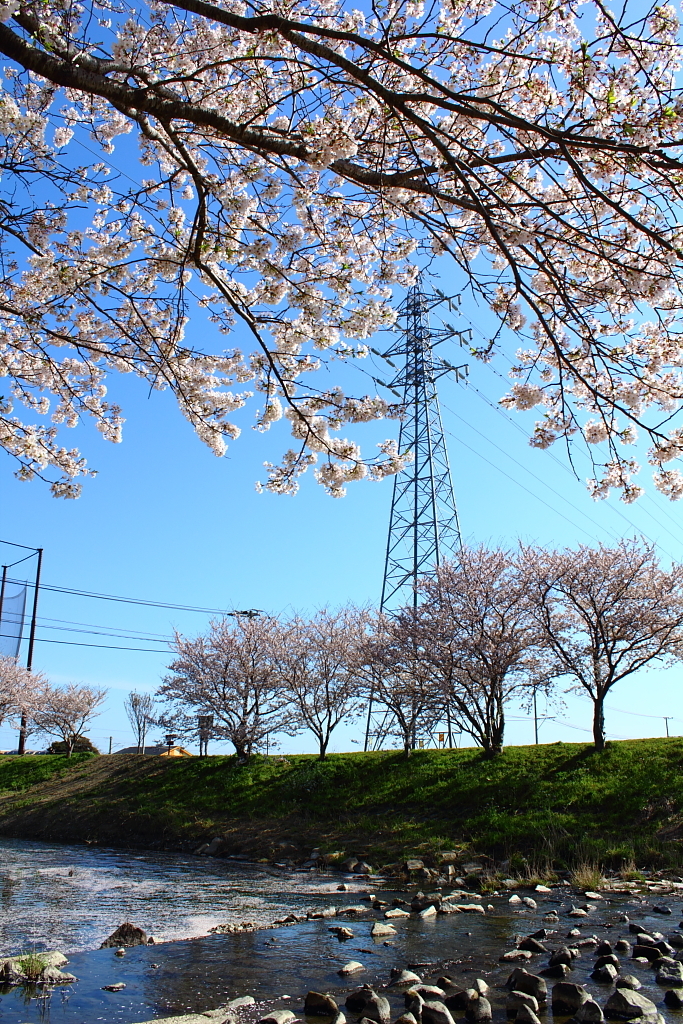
left=0, top=838, right=679, bottom=1024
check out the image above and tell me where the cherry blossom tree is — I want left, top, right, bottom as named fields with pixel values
left=1, top=1, right=683, bottom=499
left=273, top=607, right=363, bottom=760
left=357, top=613, right=442, bottom=757
left=0, top=655, right=45, bottom=746
left=414, top=547, right=550, bottom=756
left=525, top=539, right=683, bottom=751
left=32, top=682, right=107, bottom=756
left=158, top=614, right=291, bottom=762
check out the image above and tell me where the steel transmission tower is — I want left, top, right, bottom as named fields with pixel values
left=364, top=278, right=468, bottom=751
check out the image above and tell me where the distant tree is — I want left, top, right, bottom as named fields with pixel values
left=159, top=615, right=290, bottom=763
left=526, top=539, right=683, bottom=751
left=415, top=547, right=550, bottom=756
left=124, top=691, right=156, bottom=753
left=357, top=613, right=441, bottom=757
left=47, top=736, right=100, bottom=754
left=274, top=608, right=363, bottom=760
left=33, top=683, right=107, bottom=757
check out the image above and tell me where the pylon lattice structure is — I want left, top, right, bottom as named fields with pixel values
left=364, top=278, right=467, bottom=751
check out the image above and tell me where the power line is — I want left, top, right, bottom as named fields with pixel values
left=0, top=612, right=172, bottom=645
left=6, top=577, right=231, bottom=615
left=441, top=398, right=625, bottom=546
left=0, top=631, right=169, bottom=654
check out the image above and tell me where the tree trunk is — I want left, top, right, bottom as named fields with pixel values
left=17, top=711, right=27, bottom=755
left=318, top=735, right=328, bottom=761
left=593, top=696, right=606, bottom=751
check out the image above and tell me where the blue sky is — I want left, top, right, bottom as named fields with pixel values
left=2, top=283, right=683, bottom=755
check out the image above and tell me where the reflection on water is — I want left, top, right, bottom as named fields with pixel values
left=0, top=838, right=679, bottom=1024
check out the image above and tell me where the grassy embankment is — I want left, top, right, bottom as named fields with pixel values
left=0, top=738, right=680, bottom=873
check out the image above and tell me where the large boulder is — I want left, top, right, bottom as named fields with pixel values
left=345, top=988, right=390, bottom=1024
left=421, top=1002, right=455, bottom=1024
left=465, top=997, right=492, bottom=1023
left=100, top=923, right=148, bottom=948
left=505, top=970, right=547, bottom=1003
left=552, top=983, right=590, bottom=1015
left=656, top=962, right=683, bottom=986
left=306, top=993, right=339, bottom=1016
left=506, top=992, right=539, bottom=1016
left=604, top=990, right=659, bottom=1020
left=573, top=1000, right=604, bottom=1023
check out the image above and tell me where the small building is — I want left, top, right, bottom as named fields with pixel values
left=115, top=745, right=193, bottom=757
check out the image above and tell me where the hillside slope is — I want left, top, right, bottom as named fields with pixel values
left=0, top=740, right=680, bottom=870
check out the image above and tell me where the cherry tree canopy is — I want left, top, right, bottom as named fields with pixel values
left=1, top=0, right=683, bottom=499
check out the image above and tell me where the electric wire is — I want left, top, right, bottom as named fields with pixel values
left=4, top=577, right=231, bottom=615
left=0, top=631, right=169, bottom=654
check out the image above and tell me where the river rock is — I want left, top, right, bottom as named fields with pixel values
left=354, top=862, right=373, bottom=875
left=506, top=991, right=539, bottom=1015
left=519, top=938, right=547, bottom=954
left=421, top=1001, right=456, bottom=1024
left=413, top=987, right=447, bottom=1002
left=505, top=970, right=547, bottom=1003
left=664, top=991, right=683, bottom=1009
left=225, top=997, right=255, bottom=1009
left=669, top=933, right=683, bottom=948
left=339, top=962, right=365, bottom=976
left=342, top=858, right=359, bottom=872
left=102, top=983, right=126, bottom=992
left=573, top=999, right=604, bottom=1023
left=501, top=951, right=533, bottom=962
left=457, top=905, right=485, bottom=915
left=346, top=988, right=390, bottom=1024
left=115, top=948, right=126, bottom=957
left=656, top=962, right=683, bottom=985
left=395, top=1015, right=418, bottom=1024
left=632, top=946, right=660, bottom=962
left=390, top=971, right=422, bottom=987
left=616, top=941, right=632, bottom=955
left=472, top=981, right=489, bottom=998
left=597, top=942, right=614, bottom=956
left=419, top=906, right=437, bottom=920
left=544, top=911, right=560, bottom=922
left=386, top=909, right=411, bottom=919
left=592, top=964, right=618, bottom=983
left=523, top=898, right=538, bottom=910
left=330, top=927, right=354, bottom=940
left=465, top=996, right=492, bottom=1022
left=654, top=940, right=674, bottom=955
left=595, top=955, right=620, bottom=969
left=309, top=907, right=337, bottom=920
left=371, top=923, right=397, bottom=938
left=552, top=983, right=590, bottom=1014
left=306, top=993, right=339, bottom=1016
left=259, top=1012, right=296, bottom=1024
left=101, top=923, right=148, bottom=948
left=604, top=990, right=659, bottom=1019
left=41, top=966, right=77, bottom=984
left=445, top=989, right=476, bottom=1012
left=41, top=952, right=69, bottom=968
left=515, top=1008, right=541, bottom=1024
left=617, top=977, right=642, bottom=991
left=405, top=860, right=424, bottom=872
left=549, top=947, right=577, bottom=967
left=569, top=908, right=589, bottom=918
left=510, top=895, right=522, bottom=905
left=541, top=964, right=570, bottom=979
left=652, top=906, right=672, bottom=915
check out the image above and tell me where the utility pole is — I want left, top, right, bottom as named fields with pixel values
left=664, top=717, right=672, bottom=738
left=533, top=690, right=539, bottom=745
left=19, top=546, right=42, bottom=756
left=364, top=278, right=468, bottom=752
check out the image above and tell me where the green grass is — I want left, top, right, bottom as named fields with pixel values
left=0, top=739, right=681, bottom=870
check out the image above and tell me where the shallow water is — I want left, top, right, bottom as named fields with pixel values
left=0, top=838, right=680, bottom=1024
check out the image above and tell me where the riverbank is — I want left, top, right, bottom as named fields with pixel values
left=0, top=739, right=681, bottom=873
